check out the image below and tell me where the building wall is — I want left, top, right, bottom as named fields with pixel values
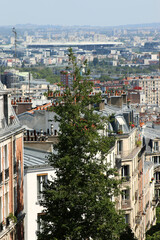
left=24, top=167, right=55, bottom=240
left=131, top=77, right=160, bottom=105
left=115, top=127, right=156, bottom=240
left=0, top=132, right=24, bottom=240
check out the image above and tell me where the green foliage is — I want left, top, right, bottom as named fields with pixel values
left=8, top=212, right=17, bottom=223
left=146, top=208, right=160, bottom=239
left=157, top=207, right=160, bottom=223
left=37, top=48, right=125, bottom=240
left=19, top=67, right=60, bottom=83
left=93, top=57, right=99, bottom=66
left=120, top=225, right=137, bottom=240
left=89, top=58, right=158, bottom=76
left=98, top=75, right=114, bottom=82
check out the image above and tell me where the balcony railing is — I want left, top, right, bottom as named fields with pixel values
left=5, top=168, right=9, bottom=179
left=121, top=199, right=131, bottom=209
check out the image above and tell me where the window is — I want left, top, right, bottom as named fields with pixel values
left=14, top=186, right=17, bottom=215
left=122, top=189, right=129, bottom=200
left=154, top=142, right=158, bottom=152
left=156, top=172, right=160, bottom=183
left=121, top=165, right=130, bottom=179
left=13, top=140, right=16, bottom=165
left=5, top=192, right=9, bottom=218
left=117, top=140, right=123, bottom=154
left=4, top=145, right=8, bottom=169
left=124, top=214, right=130, bottom=224
left=37, top=174, right=48, bottom=200
left=153, top=156, right=158, bottom=164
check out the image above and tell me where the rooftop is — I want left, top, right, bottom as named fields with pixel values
left=24, top=147, right=50, bottom=167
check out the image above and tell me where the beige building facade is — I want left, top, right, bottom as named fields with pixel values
left=131, top=76, right=160, bottom=105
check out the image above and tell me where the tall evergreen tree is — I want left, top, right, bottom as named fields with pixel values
left=37, top=48, right=125, bottom=240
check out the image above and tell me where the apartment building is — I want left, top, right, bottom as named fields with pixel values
left=131, top=76, right=160, bottom=105
left=24, top=147, right=55, bottom=240
left=101, top=103, right=156, bottom=240
left=143, top=126, right=160, bottom=203
left=0, top=87, right=24, bottom=240
left=60, top=70, right=74, bottom=88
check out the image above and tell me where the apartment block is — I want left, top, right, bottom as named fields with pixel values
left=0, top=87, right=24, bottom=240
left=143, top=126, right=160, bottom=204
left=24, top=148, right=55, bottom=240
left=60, top=70, right=73, bottom=88
left=101, top=102, right=156, bottom=240
left=131, top=76, right=160, bottom=105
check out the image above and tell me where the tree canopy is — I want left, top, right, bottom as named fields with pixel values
left=37, top=48, right=126, bottom=240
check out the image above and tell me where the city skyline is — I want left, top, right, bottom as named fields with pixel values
left=1, top=0, right=160, bottom=27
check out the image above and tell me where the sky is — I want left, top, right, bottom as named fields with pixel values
left=1, top=0, right=160, bottom=27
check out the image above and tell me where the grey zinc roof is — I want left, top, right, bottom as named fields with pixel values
left=24, top=148, right=50, bottom=167
left=144, top=161, right=154, bottom=174
left=102, top=104, right=130, bottom=115
left=142, top=126, right=160, bottom=140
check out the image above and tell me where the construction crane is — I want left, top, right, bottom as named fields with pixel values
left=12, top=27, right=17, bottom=95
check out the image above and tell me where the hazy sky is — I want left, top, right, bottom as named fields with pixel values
left=1, top=0, right=160, bottom=26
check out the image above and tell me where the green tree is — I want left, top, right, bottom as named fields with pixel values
left=120, top=225, right=137, bottom=240
left=37, top=48, right=125, bottom=240
left=146, top=207, right=160, bottom=240
left=93, top=57, right=99, bottom=66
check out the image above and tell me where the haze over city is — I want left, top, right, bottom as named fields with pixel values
left=1, top=0, right=160, bottom=26
left=1, top=0, right=160, bottom=240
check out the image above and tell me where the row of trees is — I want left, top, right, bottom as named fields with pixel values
left=37, top=48, right=137, bottom=240
left=89, top=58, right=158, bottom=77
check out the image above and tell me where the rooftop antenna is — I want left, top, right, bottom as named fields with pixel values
left=12, top=27, right=17, bottom=96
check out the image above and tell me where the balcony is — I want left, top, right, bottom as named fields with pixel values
left=5, top=168, right=9, bottom=179
left=121, top=199, right=131, bottom=209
